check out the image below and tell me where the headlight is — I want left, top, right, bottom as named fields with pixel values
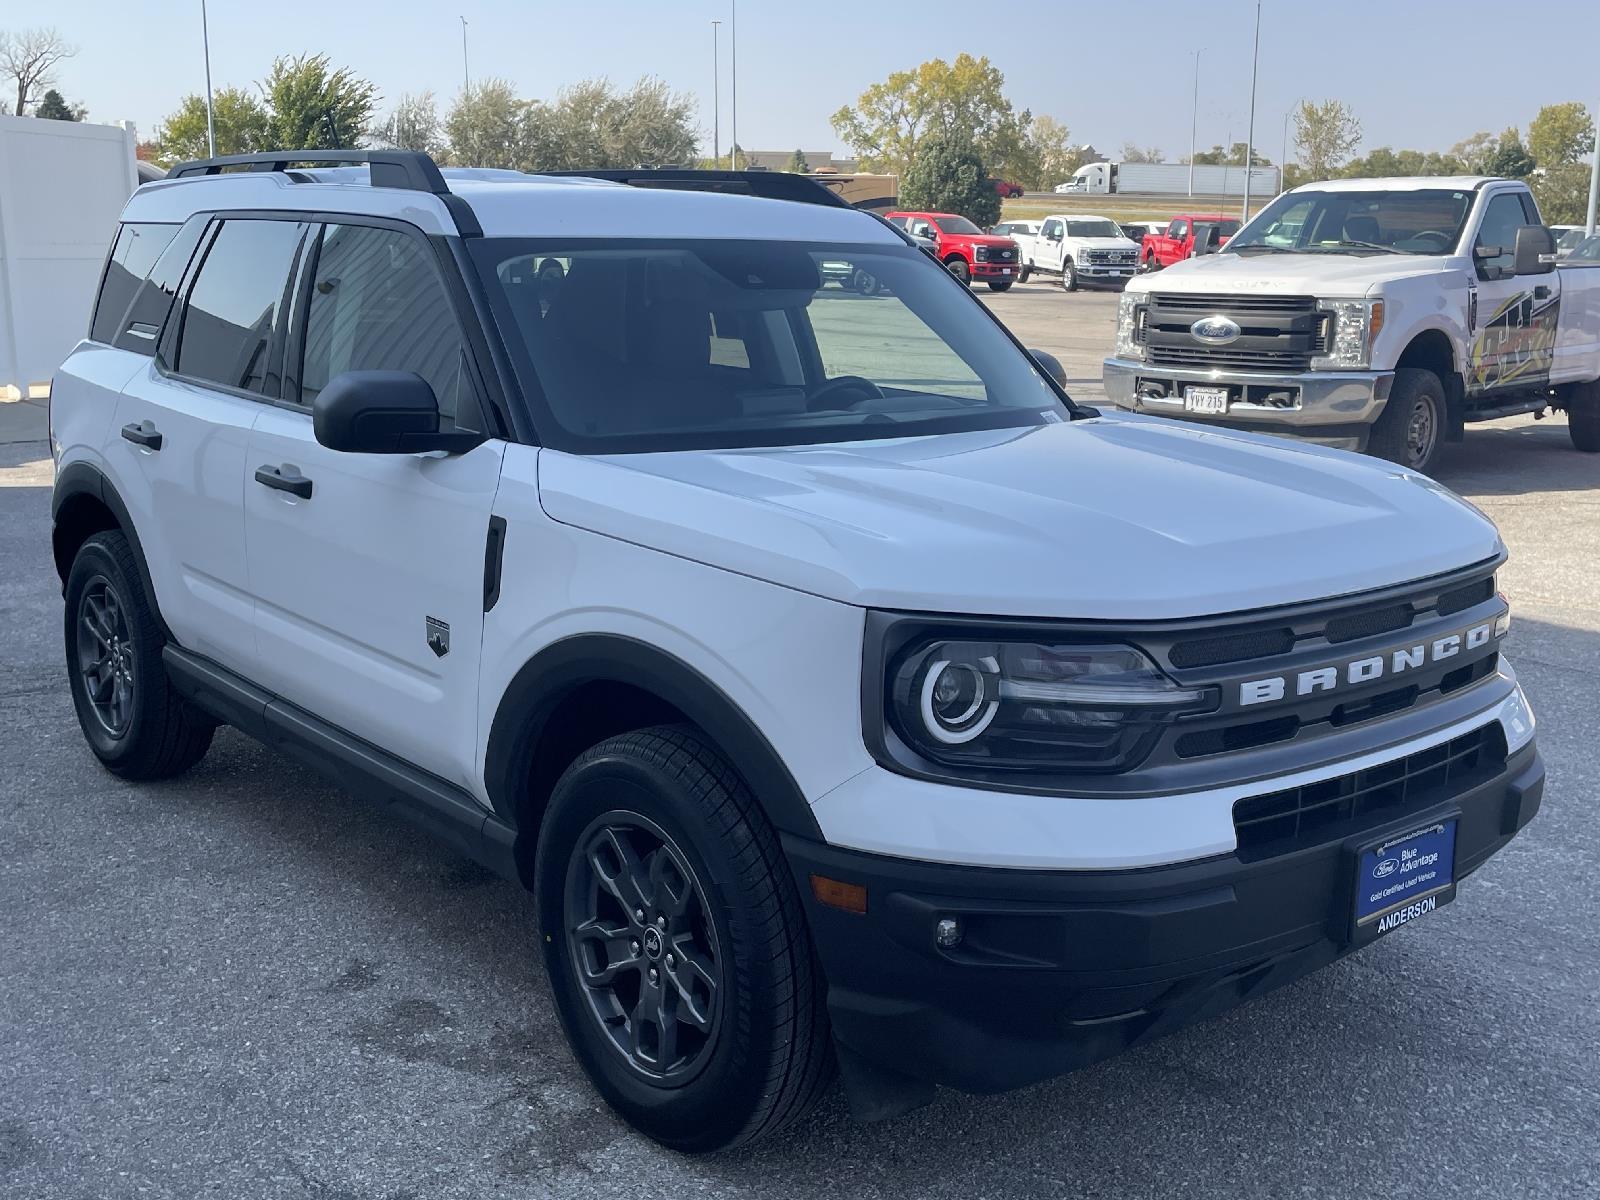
left=1313, top=298, right=1384, bottom=369
left=1114, top=291, right=1147, bottom=360
left=884, top=635, right=1214, bottom=775
left=974, top=245, right=990, bottom=262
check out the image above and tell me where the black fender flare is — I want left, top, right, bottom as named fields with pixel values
left=483, top=633, right=824, bottom=842
left=51, top=462, right=170, bottom=638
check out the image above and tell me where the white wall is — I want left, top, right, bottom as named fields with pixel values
left=0, top=116, right=138, bottom=398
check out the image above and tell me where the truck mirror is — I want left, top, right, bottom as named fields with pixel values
left=1191, top=223, right=1221, bottom=256
left=1028, top=348, right=1068, bottom=387
left=1513, top=225, right=1556, bottom=276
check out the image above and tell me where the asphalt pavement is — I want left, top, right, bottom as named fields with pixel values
left=2, top=307, right=1597, bottom=1199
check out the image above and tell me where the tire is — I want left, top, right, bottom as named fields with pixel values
left=63, top=530, right=214, bottom=780
left=1018, top=262, right=1032, bottom=283
left=986, top=280, right=1013, bottom=292
left=1368, top=368, right=1446, bottom=472
left=850, top=267, right=879, bottom=295
left=1060, top=259, right=1079, bottom=292
left=944, top=256, right=971, bottom=286
left=1141, top=252, right=1160, bottom=274
left=535, top=725, right=833, bottom=1152
left=1566, top=379, right=1600, bottom=451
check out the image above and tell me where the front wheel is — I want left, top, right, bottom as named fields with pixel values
left=1566, top=379, right=1600, bottom=451
left=850, top=266, right=879, bottom=295
left=944, top=256, right=972, bottom=286
left=986, top=280, right=1013, bottom=292
left=1368, top=368, right=1445, bottom=472
left=535, top=726, right=833, bottom=1152
left=1060, top=259, right=1079, bottom=292
left=1018, top=262, right=1033, bottom=283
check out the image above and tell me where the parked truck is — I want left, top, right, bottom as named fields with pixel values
left=1071, top=161, right=1280, bottom=197
left=1103, top=176, right=1600, bottom=470
left=1013, top=214, right=1141, bottom=290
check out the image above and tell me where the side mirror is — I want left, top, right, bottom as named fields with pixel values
left=312, top=370, right=481, bottom=454
left=1191, top=223, right=1220, bottom=256
left=1029, top=348, right=1068, bottom=388
left=1514, top=224, right=1556, bottom=275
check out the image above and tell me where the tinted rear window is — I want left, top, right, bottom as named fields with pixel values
left=90, top=223, right=178, bottom=345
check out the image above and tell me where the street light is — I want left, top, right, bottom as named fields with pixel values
left=460, top=16, right=470, bottom=96
left=711, top=19, right=721, bottom=167
left=1188, top=50, right=1200, bottom=198
left=200, top=0, right=216, bottom=157
left=1241, top=1, right=1261, bottom=222
left=729, top=0, right=738, bottom=170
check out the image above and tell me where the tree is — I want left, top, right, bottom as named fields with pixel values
left=1449, top=131, right=1497, bottom=174
left=530, top=76, right=698, bottom=170
left=444, top=81, right=538, bottom=170
left=153, top=87, right=273, bottom=164
left=1018, top=114, right=1074, bottom=190
left=375, top=92, right=444, bottom=158
left=1527, top=101, right=1595, bottom=168
left=1342, top=146, right=1463, bottom=179
left=1121, top=143, right=1162, bottom=163
left=831, top=54, right=1030, bottom=180
left=1531, top=164, right=1592, bottom=225
left=34, top=87, right=77, bottom=120
left=900, top=132, right=1000, bottom=228
left=1187, top=142, right=1270, bottom=167
left=786, top=148, right=809, bottom=173
left=0, top=27, right=76, bottom=115
left=262, top=53, right=378, bottom=150
left=1294, top=99, right=1362, bottom=180
left=1486, top=128, right=1535, bottom=179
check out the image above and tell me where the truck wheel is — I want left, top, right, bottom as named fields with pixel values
left=1566, top=379, right=1600, bottom=451
left=1061, top=259, right=1079, bottom=292
left=1018, top=262, right=1032, bottom=283
left=850, top=267, right=879, bottom=295
left=63, top=530, right=215, bottom=780
left=1141, top=252, right=1160, bottom=274
left=944, top=256, right=971, bottom=285
left=535, top=725, right=833, bottom=1152
left=1369, top=368, right=1445, bottom=472
left=986, top=280, right=1014, bottom=292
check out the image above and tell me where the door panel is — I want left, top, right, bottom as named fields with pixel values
left=1466, top=192, right=1556, bottom=394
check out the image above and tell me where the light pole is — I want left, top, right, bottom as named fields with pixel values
left=1587, top=98, right=1600, bottom=236
left=1241, top=2, right=1261, bottom=222
left=711, top=19, right=721, bottom=167
left=200, top=0, right=216, bottom=157
left=729, top=0, right=738, bottom=170
left=460, top=16, right=470, bottom=96
left=1188, top=50, right=1199, bottom=197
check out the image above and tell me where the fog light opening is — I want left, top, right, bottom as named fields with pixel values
left=935, top=917, right=963, bottom=948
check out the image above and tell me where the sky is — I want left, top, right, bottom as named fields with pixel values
left=31, top=0, right=1600, bottom=167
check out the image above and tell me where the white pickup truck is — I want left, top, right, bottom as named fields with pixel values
left=1017, top=214, right=1141, bottom=291
left=1103, top=176, right=1600, bottom=469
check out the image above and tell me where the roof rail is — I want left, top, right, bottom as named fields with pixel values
left=165, top=149, right=450, bottom=194
left=540, top=169, right=852, bottom=209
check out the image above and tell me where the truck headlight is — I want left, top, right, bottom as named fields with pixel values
left=1313, top=298, right=1384, bottom=369
left=974, top=245, right=990, bottom=262
left=1115, top=291, right=1147, bottom=360
left=882, top=634, right=1214, bottom=775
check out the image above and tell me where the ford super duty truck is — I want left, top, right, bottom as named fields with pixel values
left=1104, top=176, right=1600, bottom=470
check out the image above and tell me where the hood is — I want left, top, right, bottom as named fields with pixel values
left=1131, top=250, right=1455, bottom=296
left=1068, top=236, right=1140, bottom=251
left=537, top=417, right=1502, bottom=621
left=944, top=233, right=1016, bottom=249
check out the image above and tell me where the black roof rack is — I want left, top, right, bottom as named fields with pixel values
left=540, top=169, right=852, bottom=209
left=166, top=149, right=449, bottom=194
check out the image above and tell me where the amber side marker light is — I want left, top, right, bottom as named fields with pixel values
left=810, top=874, right=868, bottom=914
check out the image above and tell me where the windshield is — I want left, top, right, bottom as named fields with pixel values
left=1066, top=219, right=1124, bottom=238
left=1228, top=188, right=1473, bottom=255
left=470, top=239, right=1067, bottom=453
left=934, top=215, right=983, bottom=235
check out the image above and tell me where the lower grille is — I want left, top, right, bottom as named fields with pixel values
left=1232, top=723, right=1508, bottom=856
left=1148, top=344, right=1314, bottom=372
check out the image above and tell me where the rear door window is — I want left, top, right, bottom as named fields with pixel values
left=173, top=218, right=309, bottom=395
left=90, top=223, right=179, bottom=345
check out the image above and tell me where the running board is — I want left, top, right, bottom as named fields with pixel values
left=162, top=646, right=519, bottom=882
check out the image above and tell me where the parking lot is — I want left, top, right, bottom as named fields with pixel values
left=3, top=287, right=1598, bottom=1197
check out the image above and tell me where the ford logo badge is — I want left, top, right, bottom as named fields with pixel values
left=1191, top=315, right=1241, bottom=345
left=1374, top=858, right=1399, bottom=879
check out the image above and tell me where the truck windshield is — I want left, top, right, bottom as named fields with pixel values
left=934, top=216, right=984, bottom=235
left=469, top=239, right=1067, bottom=453
left=1066, top=219, right=1124, bottom=238
left=1228, top=188, right=1474, bottom=255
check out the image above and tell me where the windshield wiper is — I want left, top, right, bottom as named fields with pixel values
left=1232, top=244, right=1302, bottom=254
left=1327, top=239, right=1403, bottom=254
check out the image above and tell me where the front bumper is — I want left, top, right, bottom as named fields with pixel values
left=1080, top=261, right=1138, bottom=279
left=970, top=261, right=1017, bottom=280
left=1102, top=355, right=1394, bottom=451
left=789, top=739, right=1542, bottom=1096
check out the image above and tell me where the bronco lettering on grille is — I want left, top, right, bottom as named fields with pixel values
left=1239, top=621, right=1497, bottom=706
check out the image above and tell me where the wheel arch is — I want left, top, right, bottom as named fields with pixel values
left=484, top=634, right=823, bottom=884
left=51, top=463, right=170, bottom=637
left=1395, top=328, right=1464, bottom=441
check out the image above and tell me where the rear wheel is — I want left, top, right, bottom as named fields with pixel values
left=944, top=256, right=971, bottom=286
left=535, top=725, right=833, bottom=1152
left=64, top=531, right=214, bottom=779
left=986, top=280, right=1013, bottom=292
left=1566, top=379, right=1600, bottom=451
left=1141, top=252, right=1160, bottom=274
left=1368, top=368, right=1445, bottom=472
left=1060, top=259, right=1079, bottom=292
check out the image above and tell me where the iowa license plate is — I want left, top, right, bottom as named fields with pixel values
left=1183, top=386, right=1229, bottom=415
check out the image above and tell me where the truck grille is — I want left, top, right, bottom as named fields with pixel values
left=1231, top=723, right=1507, bottom=857
left=1141, top=291, right=1329, bottom=373
left=1087, top=249, right=1138, bottom=264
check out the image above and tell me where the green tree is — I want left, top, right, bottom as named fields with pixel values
left=900, top=132, right=999, bottom=227
left=1449, top=131, right=1497, bottom=174
left=444, top=80, right=539, bottom=170
left=1486, top=128, right=1535, bottom=179
left=1294, top=99, right=1362, bottom=180
left=262, top=53, right=377, bottom=150
left=1189, top=141, right=1270, bottom=167
left=1121, top=143, right=1162, bottom=163
left=529, top=76, right=697, bottom=170
left=786, top=148, right=809, bottom=173
left=831, top=54, right=1030, bottom=180
left=1527, top=101, right=1595, bottom=168
left=33, top=87, right=77, bottom=120
left=1015, top=114, right=1074, bottom=190
left=375, top=91, right=444, bottom=158
left=1531, top=164, right=1593, bottom=225
left=153, top=87, right=272, bottom=163
left=1342, top=146, right=1463, bottom=178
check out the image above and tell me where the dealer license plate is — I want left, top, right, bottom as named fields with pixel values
left=1183, top=386, right=1229, bottom=415
left=1354, top=819, right=1457, bottom=939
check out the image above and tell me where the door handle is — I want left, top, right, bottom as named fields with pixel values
left=254, top=464, right=313, bottom=500
left=120, top=420, right=162, bottom=450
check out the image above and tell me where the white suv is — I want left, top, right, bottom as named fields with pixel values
left=52, top=152, right=1543, bottom=1152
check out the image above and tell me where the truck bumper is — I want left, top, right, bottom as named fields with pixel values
left=1078, top=264, right=1138, bottom=281
left=971, top=262, right=1017, bottom=281
left=787, top=740, right=1542, bottom=1097
left=1102, top=356, right=1394, bottom=451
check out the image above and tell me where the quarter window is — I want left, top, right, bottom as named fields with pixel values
left=174, top=219, right=309, bottom=394
left=299, top=224, right=469, bottom=422
left=91, top=223, right=179, bottom=345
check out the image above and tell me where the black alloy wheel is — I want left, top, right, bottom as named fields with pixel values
left=75, top=578, right=135, bottom=736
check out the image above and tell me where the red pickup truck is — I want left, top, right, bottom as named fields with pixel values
left=885, top=210, right=1021, bottom=291
left=1140, top=213, right=1242, bottom=270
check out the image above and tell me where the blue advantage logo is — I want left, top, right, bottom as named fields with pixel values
left=1191, top=315, right=1242, bottom=345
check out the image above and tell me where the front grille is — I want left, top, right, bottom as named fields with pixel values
left=1087, top=250, right=1137, bottom=264
left=1148, top=344, right=1314, bottom=372
left=1149, top=292, right=1318, bottom=315
left=1439, top=577, right=1495, bottom=616
left=1325, top=604, right=1413, bottom=645
left=1143, top=291, right=1329, bottom=373
left=1169, top=627, right=1295, bottom=669
left=1231, top=723, right=1507, bottom=856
